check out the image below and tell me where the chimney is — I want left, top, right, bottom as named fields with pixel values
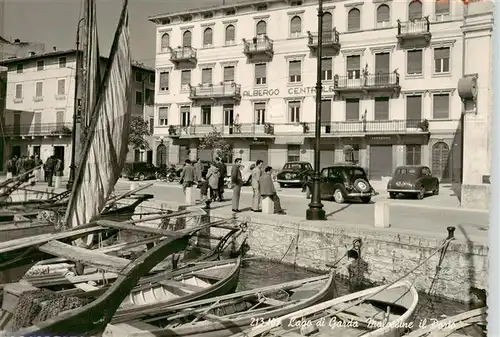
left=53, top=46, right=56, bottom=51
left=14, top=38, right=20, bottom=44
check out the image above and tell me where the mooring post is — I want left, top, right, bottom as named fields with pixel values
left=447, top=226, right=456, bottom=240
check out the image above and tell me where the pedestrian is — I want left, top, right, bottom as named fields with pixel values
left=251, top=159, right=263, bottom=212
left=193, top=159, right=203, bottom=182
left=231, top=158, right=244, bottom=213
left=6, top=157, right=14, bottom=178
left=206, top=162, right=220, bottom=202
left=54, top=158, right=63, bottom=177
left=260, top=166, right=286, bottom=215
left=179, top=159, right=195, bottom=193
left=45, top=155, right=55, bottom=187
left=27, top=155, right=36, bottom=185
left=34, top=155, right=43, bottom=182
left=215, top=157, right=227, bottom=201
left=199, top=176, right=209, bottom=205
left=17, top=155, right=25, bottom=175
left=10, top=155, right=18, bottom=176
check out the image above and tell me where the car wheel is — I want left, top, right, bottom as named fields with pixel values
left=227, top=181, right=233, bottom=189
left=138, top=173, right=145, bottom=181
left=360, top=196, right=371, bottom=204
left=417, top=187, right=425, bottom=200
left=433, top=185, right=439, bottom=195
left=389, top=192, right=397, bottom=199
left=333, top=189, right=345, bottom=204
left=353, top=178, right=371, bottom=193
left=305, top=186, right=311, bottom=199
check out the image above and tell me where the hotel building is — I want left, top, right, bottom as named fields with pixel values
left=149, top=0, right=491, bottom=208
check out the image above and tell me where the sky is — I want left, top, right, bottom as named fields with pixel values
left=1, top=0, right=234, bottom=67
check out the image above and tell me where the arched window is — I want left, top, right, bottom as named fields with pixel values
left=182, top=30, right=192, bottom=47
left=256, top=20, right=267, bottom=36
left=408, top=0, right=423, bottom=20
left=290, top=16, right=302, bottom=36
left=203, top=27, right=213, bottom=46
left=322, top=12, right=333, bottom=40
left=225, top=24, right=235, bottom=45
left=435, top=0, right=450, bottom=16
left=347, top=8, right=361, bottom=32
left=161, top=33, right=169, bottom=52
left=376, top=4, right=390, bottom=27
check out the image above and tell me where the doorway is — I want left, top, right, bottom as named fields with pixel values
left=53, top=146, right=65, bottom=174
left=33, top=145, right=41, bottom=157
left=11, top=145, right=21, bottom=158
left=156, top=143, right=167, bottom=166
left=224, top=104, right=234, bottom=135
left=432, top=141, right=450, bottom=181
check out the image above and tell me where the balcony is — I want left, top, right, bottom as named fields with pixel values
left=307, top=29, right=341, bottom=57
left=3, top=123, right=73, bottom=137
left=166, top=123, right=275, bottom=138
left=242, top=36, right=274, bottom=62
left=189, top=83, right=241, bottom=103
left=168, top=46, right=197, bottom=67
left=333, top=72, right=401, bottom=97
left=397, top=17, right=431, bottom=47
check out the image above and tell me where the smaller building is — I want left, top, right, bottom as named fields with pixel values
left=0, top=37, right=45, bottom=60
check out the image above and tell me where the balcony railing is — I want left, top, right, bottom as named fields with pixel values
left=303, top=119, right=429, bottom=135
left=243, top=36, right=274, bottom=59
left=334, top=72, right=400, bottom=90
left=189, top=83, right=241, bottom=101
left=169, top=46, right=197, bottom=63
left=3, top=123, right=73, bottom=137
left=307, top=29, right=341, bottom=55
left=397, top=17, right=431, bottom=45
left=166, top=123, right=275, bottom=137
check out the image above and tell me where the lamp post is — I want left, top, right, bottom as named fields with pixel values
left=67, top=18, right=85, bottom=189
left=306, top=0, right=326, bottom=221
left=159, top=136, right=164, bottom=166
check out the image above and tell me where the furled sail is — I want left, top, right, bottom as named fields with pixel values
left=64, top=0, right=131, bottom=237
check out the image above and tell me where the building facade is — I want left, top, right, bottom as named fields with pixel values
left=0, top=50, right=155, bottom=176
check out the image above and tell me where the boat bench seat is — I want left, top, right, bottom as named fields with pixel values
left=158, top=279, right=206, bottom=292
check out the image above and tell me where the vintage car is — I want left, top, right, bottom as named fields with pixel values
left=386, top=165, right=439, bottom=200
left=276, top=161, right=313, bottom=188
left=121, top=162, right=158, bottom=181
left=302, top=164, right=376, bottom=203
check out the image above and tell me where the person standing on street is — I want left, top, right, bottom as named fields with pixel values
left=45, top=156, right=55, bottom=187
left=231, top=158, right=243, bottom=213
left=216, top=157, right=227, bottom=202
left=206, top=162, right=220, bottom=202
left=260, top=166, right=286, bottom=215
left=251, top=160, right=263, bottom=212
left=179, top=159, right=195, bottom=194
left=193, top=159, right=203, bottom=183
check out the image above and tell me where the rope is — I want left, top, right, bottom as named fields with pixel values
left=279, top=237, right=295, bottom=263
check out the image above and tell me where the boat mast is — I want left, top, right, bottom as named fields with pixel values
left=81, top=0, right=93, bottom=143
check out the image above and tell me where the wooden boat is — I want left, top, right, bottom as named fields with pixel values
left=0, top=221, right=213, bottom=336
left=103, top=273, right=336, bottom=337
left=404, top=307, right=486, bottom=337
left=234, top=280, right=419, bottom=337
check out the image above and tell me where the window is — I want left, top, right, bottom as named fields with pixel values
left=406, top=95, right=422, bottom=125
left=180, top=106, right=191, bottom=127
left=433, top=93, right=450, bottom=119
left=346, top=99, right=359, bottom=120
left=434, top=47, right=450, bottom=73
left=149, top=74, right=155, bottom=84
left=256, top=4, right=267, bottom=11
left=255, top=102, right=266, bottom=124
left=182, top=15, right=192, bottom=22
left=409, top=0, right=423, bottom=20
left=201, top=68, right=212, bottom=84
left=181, top=70, right=191, bottom=89
left=344, top=145, right=360, bottom=163
left=161, top=33, right=170, bottom=52
left=158, top=107, right=168, bottom=125
left=203, top=12, right=213, bottom=19
left=289, top=101, right=300, bottom=123
left=16, top=64, right=23, bottom=73
left=347, top=55, right=361, bottom=79
left=35, top=82, right=43, bottom=97
left=347, top=8, right=361, bottom=32
left=290, top=0, right=302, bottom=5
left=223, top=66, right=235, bottom=82
left=145, top=88, right=154, bottom=105
left=159, top=71, right=169, bottom=92
left=406, top=145, right=421, bottom=165
left=290, top=16, right=302, bottom=37
left=37, top=60, right=44, bottom=71
left=225, top=9, right=235, bottom=16
left=135, top=71, right=142, bottom=82
left=321, top=58, right=333, bottom=81
left=201, top=105, right=211, bottom=125
left=289, top=60, right=302, bottom=83
left=323, top=12, right=333, bottom=33
left=203, top=28, right=213, bottom=47
left=376, top=4, right=390, bottom=28
left=59, top=57, right=66, bottom=68
left=225, top=25, right=235, bottom=45
left=255, top=63, right=266, bottom=85
left=287, top=145, right=301, bottom=162
left=374, top=97, right=389, bottom=120
left=135, top=91, right=143, bottom=105
left=182, top=30, right=192, bottom=47
left=57, top=79, right=66, bottom=95
left=435, top=0, right=450, bottom=17
left=149, top=117, right=154, bottom=135
left=15, top=84, right=22, bottom=99
left=256, top=20, right=267, bottom=36
left=407, top=50, right=423, bottom=75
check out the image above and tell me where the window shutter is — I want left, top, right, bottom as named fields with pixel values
left=225, top=25, right=235, bottom=42
left=406, top=95, right=422, bottom=120
left=374, top=97, right=389, bottom=120
left=182, top=31, right=192, bottom=47
left=161, top=33, right=169, bottom=48
left=321, top=58, right=332, bottom=71
left=56, top=111, right=64, bottom=124
left=289, top=60, right=301, bottom=76
left=347, top=8, right=361, bottom=31
left=203, top=28, right=213, bottom=45
left=375, top=53, right=390, bottom=73
left=290, top=16, right=301, bottom=33
left=36, top=82, right=43, bottom=97
left=15, top=84, right=22, bottom=98
left=202, top=68, right=212, bottom=84
left=181, top=70, right=191, bottom=85
left=256, top=20, right=267, bottom=35
left=408, top=1, right=423, bottom=19
left=321, top=100, right=331, bottom=122
left=224, top=66, right=235, bottom=81
left=322, top=12, right=333, bottom=31
left=57, top=79, right=65, bottom=95
left=255, top=63, right=266, bottom=78
left=435, top=0, right=449, bottom=15
left=181, top=106, right=190, bottom=114
left=434, top=47, right=449, bottom=59
left=407, top=50, right=422, bottom=74
left=159, top=107, right=168, bottom=118
left=433, top=94, right=449, bottom=119
left=255, top=103, right=266, bottom=110
left=377, top=4, right=390, bottom=22
left=346, top=99, right=359, bottom=120
left=347, top=55, right=360, bottom=71
left=160, top=72, right=169, bottom=89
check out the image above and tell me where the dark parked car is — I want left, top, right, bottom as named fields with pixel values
left=302, top=164, right=375, bottom=203
left=122, top=162, right=158, bottom=181
left=387, top=165, right=439, bottom=200
left=277, top=161, right=313, bottom=188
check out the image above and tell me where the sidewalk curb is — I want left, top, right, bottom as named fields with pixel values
left=388, top=202, right=490, bottom=214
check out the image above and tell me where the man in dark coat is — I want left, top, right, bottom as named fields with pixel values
left=259, top=166, right=286, bottom=215
left=216, top=157, right=227, bottom=202
left=231, top=158, right=243, bottom=212
left=179, top=159, right=195, bottom=193
left=45, top=156, right=55, bottom=187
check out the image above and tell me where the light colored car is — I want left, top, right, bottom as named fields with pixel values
left=225, top=161, right=255, bottom=188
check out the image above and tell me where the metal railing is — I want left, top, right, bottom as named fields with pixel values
left=169, top=46, right=197, bottom=61
left=334, top=72, right=400, bottom=89
left=307, top=29, right=340, bottom=46
left=397, top=17, right=431, bottom=36
left=3, top=123, right=73, bottom=136
left=303, top=119, right=428, bottom=134
left=243, top=36, right=274, bottom=54
left=189, top=83, right=241, bottom=99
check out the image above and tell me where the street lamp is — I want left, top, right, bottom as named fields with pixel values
left=306, top=0, right=326, bottom=221
left=159, top=136, right=164, bottom=166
